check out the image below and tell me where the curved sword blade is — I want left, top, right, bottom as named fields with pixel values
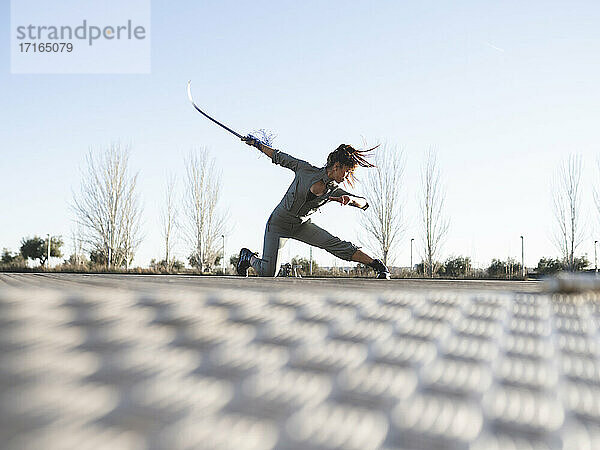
left=186, top=80, right=243, bottom=139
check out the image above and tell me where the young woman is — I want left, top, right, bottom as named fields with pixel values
left=236, top=137, right=391, bottom=279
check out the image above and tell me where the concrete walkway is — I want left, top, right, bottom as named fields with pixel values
left=1, top=273, right=597, bottom=449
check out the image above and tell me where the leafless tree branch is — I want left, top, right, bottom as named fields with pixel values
left=359, top=143, right=406, bottom=266
left=183, top=148, right=228, bottom=272
left=72, top=144, right=142, bottom=268
left=552, top=154, right=584, bottom=270
left=420, top=147, right=449, bottom=277
left=594, top=158, right=600, bottom=233
left=160, top=173, right=178, bottom=270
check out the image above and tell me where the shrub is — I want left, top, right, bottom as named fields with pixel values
left=487, top=258, right=522, bottom=279
left=440, top=256, right=471, bottom=278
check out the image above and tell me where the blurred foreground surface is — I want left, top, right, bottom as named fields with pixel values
left=2, top=273, right=600, bottom=449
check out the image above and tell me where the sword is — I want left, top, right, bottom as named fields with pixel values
left=186, top=80, right=243, bottom=139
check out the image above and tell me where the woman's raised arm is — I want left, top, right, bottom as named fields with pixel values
left=241, top=136, right=310, bottom=172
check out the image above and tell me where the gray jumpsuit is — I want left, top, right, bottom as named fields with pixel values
left=251, top=149, right=369, bottom=277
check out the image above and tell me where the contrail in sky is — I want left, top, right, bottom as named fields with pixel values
left=485, top=41, right=505, bottom=52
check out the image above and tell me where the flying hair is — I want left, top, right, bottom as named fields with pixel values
left=326, top=143, right=379, bottom=187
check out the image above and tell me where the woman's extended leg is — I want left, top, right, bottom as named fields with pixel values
left=292, top=219, right=390, bottom=278
left=292, top=219, right=358, bottom=261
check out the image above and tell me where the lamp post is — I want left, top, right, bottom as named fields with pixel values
left=221, top=234, right=225, bottom=275
left=520, top=235, right=525, bottom=279
left=410, top=238, right=414, bottom=273
left=595, top=240, right=598, bottom=274
left=47, top=234, right=51, bottom=269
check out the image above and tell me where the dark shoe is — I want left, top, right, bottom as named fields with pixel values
left=237, top=248, right=257, bottom=276
left=369, top=259, right=390, bottom=279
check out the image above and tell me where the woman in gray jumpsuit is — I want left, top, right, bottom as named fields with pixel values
left=236, top=138, right=391, bottom=279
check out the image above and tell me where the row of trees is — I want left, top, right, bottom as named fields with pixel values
left=2, top=142, right=598, bottom=276
left=414, top=255, right=591, bottom=279
left=69, top=144, right=227, bottom=272
left=1, top=144, right=227, bottom=273
left=358, top=146, right=599, bottom=277
left=358, top=144, right=448, bottom=277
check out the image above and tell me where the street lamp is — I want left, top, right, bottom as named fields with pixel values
left=410, top=238, right=414, bottom=272
left=595, top=240, right=598, bottom=274
left=221, top=235, right=225, bottom=275
left=47, top=234, right=51, bottom=269
left=520, top=235, right=525, bottom=278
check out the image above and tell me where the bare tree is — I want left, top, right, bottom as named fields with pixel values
left=359, top=143, right=405, bottom=266
left=553, top=154, right=584, bottom=271
left=183, top=148, right=227, bottom=272
left=594, top=158, right=600, bottom=233
left=72, top=144, right=142, bottom=269
left=160, top=173, right=178, bottom=270
left=420, top=148, right=449, bottom=277
left=70, top=224, right=85, bottom=266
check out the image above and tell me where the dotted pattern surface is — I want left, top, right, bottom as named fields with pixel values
left=2, top=284, right=600, bottom=449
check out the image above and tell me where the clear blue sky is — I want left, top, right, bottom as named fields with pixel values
left=1, top=0, right=600, bottom=268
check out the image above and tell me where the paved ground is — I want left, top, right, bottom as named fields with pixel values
left=0, top=272, right=545, bottom=293
left=2, top=273, right=600, bottom=449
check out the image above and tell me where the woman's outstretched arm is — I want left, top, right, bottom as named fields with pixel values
left=241, top=136, right=310, bottom=172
